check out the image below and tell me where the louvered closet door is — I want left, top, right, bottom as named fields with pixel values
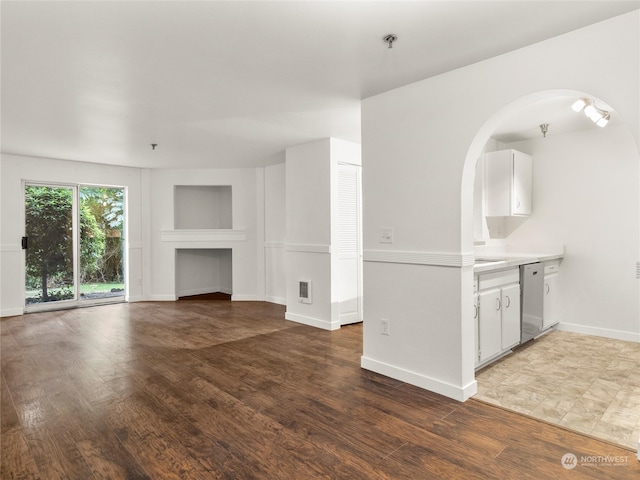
left=337, top=163, right=362, bottom=325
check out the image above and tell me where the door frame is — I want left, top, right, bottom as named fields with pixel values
left=22, top=180, right=127, bottom=312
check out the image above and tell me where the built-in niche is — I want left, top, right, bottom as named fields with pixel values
left=175, top=249, right=232, bottom=298
left=174, top=185, right=232, bottom=230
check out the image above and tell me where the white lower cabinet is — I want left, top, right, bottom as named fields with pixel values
left=473, top=277, right=479, bottom=367
left=501, top=283, right=521, bottom=349
left=476, top=268, right=521, bottom=367
left=478, top=288, right=502, bottom=364
left=543, top=261, right=560, bottom=330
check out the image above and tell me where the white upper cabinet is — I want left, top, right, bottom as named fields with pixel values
left=484, top=149, right=532, bottom=217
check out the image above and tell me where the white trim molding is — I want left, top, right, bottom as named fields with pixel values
left=1, top=244, right=22, bottom=252
left=148, top=294, right=178, bottom=301
left=557, top=322, right=640, bottom=343
left=364, top=250, right=475, bottom=267
left=360, top=356, right=478, bottom=402
left=264, top=241, right=285, bottom=249
left=0, top=308, right=24, bottom=318
left=265, top=295, right=286, bottom=305
left=160, top=229, right=247, bottom=243
left=285, top=311, right=340, bottom=331
left=285, top=244, right=331, bottom=254
left=231, top=294, right=259, bottom=301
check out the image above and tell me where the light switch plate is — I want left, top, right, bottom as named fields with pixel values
left=380, top=227, right=393, bottom=244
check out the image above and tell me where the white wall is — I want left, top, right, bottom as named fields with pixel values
left=264, top=164, right=287, bottom=304
left=361, top=12, right=639, bottom=401
left=0, top=156, right=289, bottom=311
left=0, top=154, right=147, bottom=316
left=285, top=139, right=334, bottom=329
left=492, top=125, right=639, bottom=341
left=285, top=138, right=361, bottom=330
left=149, top=168, right=259, bottom=301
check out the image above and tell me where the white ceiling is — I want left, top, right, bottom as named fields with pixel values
left=2, top=1, right=638, bottom=169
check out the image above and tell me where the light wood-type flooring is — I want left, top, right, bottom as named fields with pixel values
left=2, top=299, right=639, bottom=479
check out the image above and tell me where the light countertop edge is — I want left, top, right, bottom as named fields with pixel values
left=472, top=254, right=563, bottom=274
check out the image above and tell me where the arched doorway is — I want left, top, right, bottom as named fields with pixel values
left=462, top=89, right=640, bottom=451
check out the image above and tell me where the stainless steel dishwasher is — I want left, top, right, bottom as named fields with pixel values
left=520, top=263, right=544, bottom=343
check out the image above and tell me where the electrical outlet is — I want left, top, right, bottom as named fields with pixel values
left=381, top=319, right=390, bottom=336
left=380, top=227, right=393, bottom=244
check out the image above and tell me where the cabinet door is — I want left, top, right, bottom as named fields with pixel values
left=512, top=151, right=532, bottom=215
left=501, top=283, right=521, bottom=349
left=484, top=150, right=511, bottom=216
left=473, top=293, right=479, bottom=367
left=543, top=273, right=558, bottom=329
left=479, top=289, right=502, bottom=363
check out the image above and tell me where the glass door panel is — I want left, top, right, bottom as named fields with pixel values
left=24, top=185, right=76, bottom=305
left=79, top=187, right=125, bottom=302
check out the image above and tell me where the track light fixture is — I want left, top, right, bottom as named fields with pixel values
left=571, top=98, right=610, bottom=127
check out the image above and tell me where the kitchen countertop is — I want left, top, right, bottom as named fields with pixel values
left=473, top=253, right=564, bottom=274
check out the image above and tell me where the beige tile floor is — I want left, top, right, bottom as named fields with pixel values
left=474, top=330, right=640, bottom=451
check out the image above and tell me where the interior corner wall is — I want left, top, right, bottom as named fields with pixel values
left=361, top=11, right=639, bottom=401
left=148, top=168, right=259, bottom=301
left=0, top=154, right=146, bottom=316
left=264, top=163, right=286, bottom=305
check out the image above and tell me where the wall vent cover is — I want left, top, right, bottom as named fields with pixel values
left=299, top=280, right=312, bottom=304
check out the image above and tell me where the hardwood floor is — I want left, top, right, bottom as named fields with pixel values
left=1, top=300, right=638, bottom=479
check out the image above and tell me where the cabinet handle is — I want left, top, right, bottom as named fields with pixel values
left=473, top=305, right=478, bottom=319
left=545, top=283, right=550, bottom=294
left=505, top=295, right=511, bottom=308
left=495, top=298, right=501, bottom=311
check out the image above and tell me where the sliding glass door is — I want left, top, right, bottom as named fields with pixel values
left=24, top=183, right=125, bottom=310
left=78, top=187, right=125, bottom=302
left=24, top=185, right=76, bottom=306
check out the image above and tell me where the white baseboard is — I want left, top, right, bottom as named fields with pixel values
left=0, top=307, right=24, bottom=318
left=231, top=294, right=258, bottom=301
left=285, top=311, right=340, bottom=331
left=265, top=295, right=286, bottom=305
left=360, top=356, right=477, bottom=402
left=339, top=312, right=361, bottom=325
left=148, top=295, right=178, bottom=301
left=557, top=322, right=640, bottom=343
left=127, top=295, right=144, bottom=303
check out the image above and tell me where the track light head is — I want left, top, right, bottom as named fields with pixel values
left=571, top=98, right=610, bottom=127
left=571, top=99, right=587, bottom=112
left=595, top=113, right=610, bottom=127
